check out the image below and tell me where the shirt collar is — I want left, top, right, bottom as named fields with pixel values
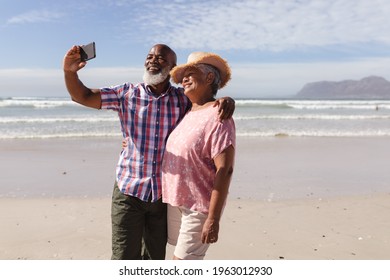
left=145, top=82, right=173, bottom=98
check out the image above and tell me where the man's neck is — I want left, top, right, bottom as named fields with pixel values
left=147, top=81, right=170, bottom=96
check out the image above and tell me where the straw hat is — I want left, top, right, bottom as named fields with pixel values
left=170, top=52, right=231, bottom=89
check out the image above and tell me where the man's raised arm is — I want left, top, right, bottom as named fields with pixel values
left=63, top=45, right=101, bottom=109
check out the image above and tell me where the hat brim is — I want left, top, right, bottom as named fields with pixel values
left=170, top=54, right=231, bottom=89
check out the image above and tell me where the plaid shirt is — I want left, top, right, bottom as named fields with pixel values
left=100, top=82, right=189, bottom=202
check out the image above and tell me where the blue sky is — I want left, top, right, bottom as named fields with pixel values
left=2, top=0, right=390, bottom=99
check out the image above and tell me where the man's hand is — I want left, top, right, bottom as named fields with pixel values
left=214, top=97, right=235, bottom=120
left=63, top=45, right=87, bottom=73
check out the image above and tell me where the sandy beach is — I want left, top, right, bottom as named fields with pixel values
left=0, top=137, right=389, bottom=260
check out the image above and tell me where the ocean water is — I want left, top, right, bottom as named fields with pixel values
left=1, top=97, right=390, bottom=139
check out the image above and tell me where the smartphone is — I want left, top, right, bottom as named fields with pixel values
left=80, top=42, right=96, bottom=61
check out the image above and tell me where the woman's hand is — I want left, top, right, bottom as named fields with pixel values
left=121, top=137, right=128, bottom=150
left=201, top=217, right=220, bottom=244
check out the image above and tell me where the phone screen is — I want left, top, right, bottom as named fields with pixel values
left=80, top=42, right=96, bottom=61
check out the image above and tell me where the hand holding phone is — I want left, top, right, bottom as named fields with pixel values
left=80, top=42, right=96, bottom=62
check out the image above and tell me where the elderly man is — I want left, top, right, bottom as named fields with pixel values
left=63, top=44, right=234, bottom=260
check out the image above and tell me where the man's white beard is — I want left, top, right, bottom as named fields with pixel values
left=143, top=67, right=170, bottom=86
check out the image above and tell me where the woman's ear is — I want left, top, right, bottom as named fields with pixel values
left=206, top=72, right=215, bottom=85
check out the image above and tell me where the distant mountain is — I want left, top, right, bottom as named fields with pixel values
left=295, top=76, right=390, bottom=99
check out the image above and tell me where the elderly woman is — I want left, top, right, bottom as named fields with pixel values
left=162, top=52, right=236, bottom=260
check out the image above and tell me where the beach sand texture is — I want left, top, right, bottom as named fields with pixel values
left=0, top=137, right=389, bottom=260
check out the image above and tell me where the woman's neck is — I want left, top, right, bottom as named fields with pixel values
left=190, top=97, right=216, bottom=111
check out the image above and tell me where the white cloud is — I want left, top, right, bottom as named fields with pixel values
left=227, top=57, right=390, bottom=97
left=2, top=57, right=390, bottom=99
left=0, top=67, right=143, bottom=97
left=122, top=0, right=390, bottom=52
left=7, top=9, right=64, bottom=25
